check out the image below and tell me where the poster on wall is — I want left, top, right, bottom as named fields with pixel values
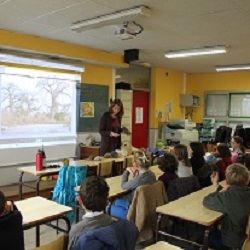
left=80, top=102, right=94, bottom=117
left=135, top=107, right=143, bottom=124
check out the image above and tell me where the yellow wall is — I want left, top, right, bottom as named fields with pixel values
left=150, top=68, right=184, bottom=128
left=0, top=30, right=123, bottom=99
left=81, top=64, right=113, bottom=98
left=0, top=30, right=126, bottom=67
left=186, top=72, right=250, bottom=123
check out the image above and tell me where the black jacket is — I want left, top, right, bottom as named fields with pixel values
left=0, top=205, right=24, bottom=250
left=99, top=112, right=122, bottom=156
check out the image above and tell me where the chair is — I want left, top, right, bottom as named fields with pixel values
left=242, top=214, right=250, bottom=250
left=126, top=155, right=134, bottom=168
left=98, top=160, right=114, bottom=177
left=52, top=165, right=87, bottom=223
left=127, top=181, right=168, bottom=243
left=167, top=175, right=200, bottom=202
left=74, top=220, right=138, bottom=250
left=33, top=234, right=68, bottom=250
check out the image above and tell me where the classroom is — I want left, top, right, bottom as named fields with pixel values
left=0, top=1, right=250, bottom=250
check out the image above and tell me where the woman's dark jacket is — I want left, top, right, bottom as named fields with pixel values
left=99, top=111, right=122, bottom=156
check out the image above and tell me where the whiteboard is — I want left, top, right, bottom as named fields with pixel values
left=229, top=93, right=250, bottom=117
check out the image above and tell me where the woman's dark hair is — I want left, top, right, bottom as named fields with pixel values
left=0, top=190, right=6, bottom=215
left=232, top=136, right=245, bottom=153
left=190, top=142, right=205, bottom=158
left=174, top=144, right=191, bottom=167
left=109, top=99, right=124, bottom=118
left=217, top=143, right=232, bottom=157
left=244, top=154, right=250, bottom=171
left=158, top=153, right=178, bottom=173
left=80, top=176, right=109, bottom=212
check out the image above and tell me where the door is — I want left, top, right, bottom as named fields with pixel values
left=132, top=90, right=149, bottom=148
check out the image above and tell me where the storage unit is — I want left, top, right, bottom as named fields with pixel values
left=80, top=146, right=100, bottom=159
left=180, top=94, right=200, bottom=107
left=116, top=89, right=132, bottom=143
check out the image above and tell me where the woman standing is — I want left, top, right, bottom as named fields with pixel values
left=99, top=99, right=124, bottom=156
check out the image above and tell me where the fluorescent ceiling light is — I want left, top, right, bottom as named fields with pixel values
left=216, top=64, right=250, bottom=72
left=165, top=45, right=226, bottom=58
left=71, top=5, right=151, bottom=32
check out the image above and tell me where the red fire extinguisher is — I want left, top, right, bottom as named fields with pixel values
left=36, top=150, right=43, bottom=171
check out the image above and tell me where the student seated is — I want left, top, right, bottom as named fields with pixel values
left=174, top=144, right=193, bottom=177
left=244, top=154, right=250, bottom=187
left=189, top=141, right=206, bottom=176
left=214, top=143, right=232, bottom=180
left=109, top=151, right=156, bottom=219
left=244, top=154, right=250, bottom=171
left=203, top=164, right=250, bottom=250
left=68, top=176, right=114, bottom=250
left=158, top=152, right=179, bottom=191
left=0, top=190, right=24, bottom=250
left=231, top=136, right=245, bottom=163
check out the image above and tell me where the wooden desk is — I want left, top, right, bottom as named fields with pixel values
left=16, top=196, right=72, bottom=247
left=18, top=164, right=62, bottom=200
left=75, top=165, right=163, bottom=195
left=18, top=161, right=99, bottom=200
left=156, top=181, right=226, bottom=249
left=74, top=165, right=163, bottom=222
left=144, top=241, right=181, bottom=250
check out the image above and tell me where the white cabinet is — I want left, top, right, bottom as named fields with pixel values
left=180, top=94, right=200, bottom=107
left=116, top=89, right=132, bottom=143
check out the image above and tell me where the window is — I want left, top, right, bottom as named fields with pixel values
left=204, top=91, right=250, bottom=129
left=0, top=66, right=79, bottom=166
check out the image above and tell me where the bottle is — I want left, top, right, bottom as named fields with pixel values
left=36, top=150, right=43, bottom=171
left=41, top=145, right=46, bottom=167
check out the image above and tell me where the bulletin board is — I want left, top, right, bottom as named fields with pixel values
left=77, top=84, right=109, bottom=132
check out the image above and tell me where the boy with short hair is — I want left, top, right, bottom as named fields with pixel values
left=68, top=176, right=114, bottom=250
left=0, top=190, right=24, bottom=250
left=203, top=163, right=250, bottom=249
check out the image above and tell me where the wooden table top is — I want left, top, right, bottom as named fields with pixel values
left=144, top=241, right=181, bottom=249
left=156, top=181, right=226, bottom=226
left=75, top=165, right=163, bottom=198
left=15, top=196, right=72, bottom=228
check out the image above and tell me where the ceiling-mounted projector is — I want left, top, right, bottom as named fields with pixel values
left=115, top=27, right=136, bottom=40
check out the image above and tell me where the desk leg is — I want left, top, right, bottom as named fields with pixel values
left=19, top=172, right=24, bottom=200
left=36, top=176, right=43, bottom=196
left=155, top=214, right=162, bottom=242
left=202, top=228, right=210, bottom=250
left=36, top=225, right=40, bottom=247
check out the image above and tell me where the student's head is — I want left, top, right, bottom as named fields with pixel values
left=79, top=176, right=109, bottom=212
left=189, top=142, right=205, bottom=158
left=109, top=99, right=124, bottom=117
left=231, top=136, right=245, bottom=153
left=226, top=163, right=249, bottom=186
left=134, top=151, right=150, bottom=169
left=174, top=144, right=190, bottom=167
left=216, top=143, right=232, bottom=157
left=0, top=191, right=6, bottom=215
left=244, top=154, right=250, bottom=171
left=158, top=153, right=178, bottom=174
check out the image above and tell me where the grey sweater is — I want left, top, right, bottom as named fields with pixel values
left=121, top=170, right=156, bottom=190
left=68, top=213, right=114, bottom=250
left=203, top=185, right=250, bottom=248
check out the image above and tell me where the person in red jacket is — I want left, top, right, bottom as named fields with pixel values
left=215, top=143, right=232, bottom=180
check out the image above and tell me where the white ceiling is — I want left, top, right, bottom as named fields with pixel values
left=1, top=0, right=250, bottom=73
